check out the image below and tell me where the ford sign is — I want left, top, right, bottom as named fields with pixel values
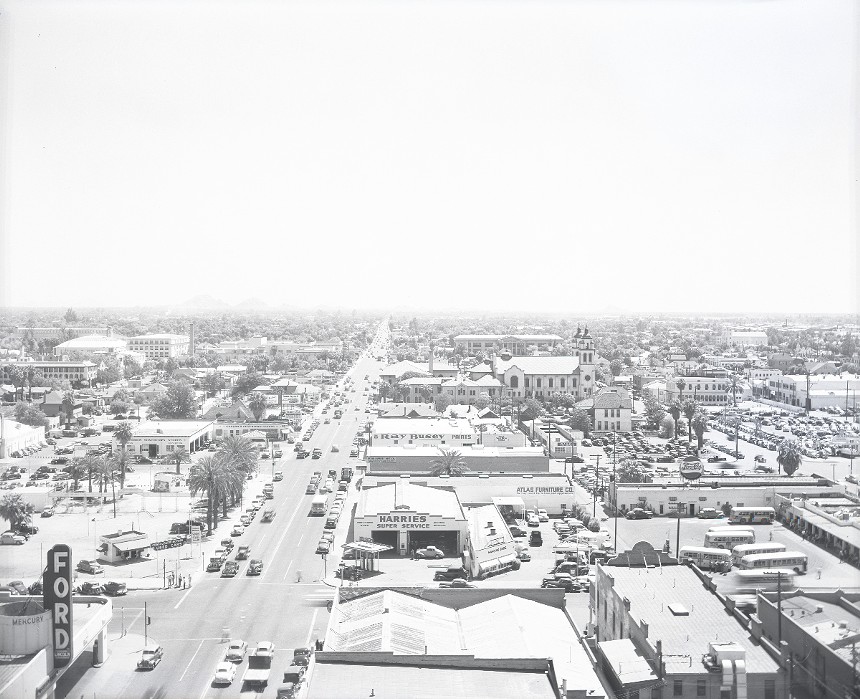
left=44, top=544, right=74, bottom=668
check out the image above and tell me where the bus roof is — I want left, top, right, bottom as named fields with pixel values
left=740, top=551, right=806, bottom=562
left=679, top=546, right=731, bottom=554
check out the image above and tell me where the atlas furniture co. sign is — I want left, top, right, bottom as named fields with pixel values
left=44, top=544, right=74, bottom=667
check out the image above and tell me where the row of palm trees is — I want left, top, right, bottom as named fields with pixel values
left=187, top=436, right=260, bottom=535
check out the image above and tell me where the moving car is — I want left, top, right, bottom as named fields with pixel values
left=231, top=524, right=245, bottom=537
left=225, top=639, right=248, bottom=662
left=213, top=661, right=237, bottom=685
left=236, top=545, right=251, bottom=560
left=247, top=559, right=263, bottom=575
left=414, top=546, right=444, bottom=559
left=137, top=644, right=164, bottom=670
left=221, top=561, right=240, bottom=577
left=103, top=581, right=127, bottom=596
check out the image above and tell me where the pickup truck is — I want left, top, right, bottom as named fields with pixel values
left=262, top=509, right=275, bottom=522
left=242, top=642, right=274, bottom=690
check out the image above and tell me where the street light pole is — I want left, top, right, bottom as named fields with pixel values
left=675, top=504, right=683, bottom=557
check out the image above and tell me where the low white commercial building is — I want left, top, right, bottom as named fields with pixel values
left=365, top=445, right=549, bottom=475
left=53, top=335, right=128, bottom=356
left=0, top=416, right=46, bottom=459
left=115, top=419, right=214, bottom=459
left=354, top=479, right=468, bottom=557
left=370, top=417, right=476, bottom=448
left=766, top=372, right=860, bottom=411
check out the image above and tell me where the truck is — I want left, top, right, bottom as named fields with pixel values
left=310, top=494, right=327, bottom=516
left=340, top=467, right=353, bottom=483
left=333, top=409, right=342, bottom=419
left=242, top=643, right=273, bottom=690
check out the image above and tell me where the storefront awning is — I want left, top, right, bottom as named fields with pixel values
left=113, top=538, right=150, bottom=552
left=491, top=497, right=525, bottom=508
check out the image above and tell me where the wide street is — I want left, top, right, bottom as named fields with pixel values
left=55, top=343, right=387, bottom=699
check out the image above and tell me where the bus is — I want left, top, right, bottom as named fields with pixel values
left=738, top=551, right=808, bottom=574
left=734, top=569, right=797, bottom=593
left=730, top=543, right=787, bottom=567
left=728, top=507, right=776, bottom=525
left=704, top=529, right=756, bottom=549
left=310, top=494, right=328, bottom=516
left=678, top=547, right=732, bottom=571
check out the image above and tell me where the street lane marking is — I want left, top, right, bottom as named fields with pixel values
left=283, top=560, right=293, bottom=581
left=174, top=587, right=194, bottom=610
left=304, top=608, right=319, bottom=647
left=178, top=638, right=207, bottom=682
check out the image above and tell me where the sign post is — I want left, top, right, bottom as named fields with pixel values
left=44, top=544, right=74, bottom=669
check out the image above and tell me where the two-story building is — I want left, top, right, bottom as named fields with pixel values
left=576, top=387, right=633, bottom=433
left=126, top=334, right=190, bottom=360
left=453, top=334, right=563, bottom=356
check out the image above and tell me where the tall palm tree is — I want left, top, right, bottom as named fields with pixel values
left=163, top=446, right=190, bottom=475
left=218, top=435, right=258, bottom=477
left=676, top=378, right=686, bottom=403
left=78, top=454, right=100, bottom=492
left=668, top=399, right=682, bottom=437
left=726, top=375, right=741, bottom=407
left=690, top=410, right=710, bottom=451
left=248, top=394, right=268, bottom=422
left=96, top=456, right=118, bottom=518
left=0, top=493, right=33, bottom=532
left=681, top=399, right=697, bottom=442
left=61, top=392, right=77, bottom=428
left=777, top=438, right=803, bottom=477
left=114, top=422, right=135, bottom=487
left=67, top=458, right=88, bottom=492
left=188, top=455, right=229, bottom=535
left=429, top=448, right=469, bottom=476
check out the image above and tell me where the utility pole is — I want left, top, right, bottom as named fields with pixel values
left=675, top=502, right=684, bottom=557
left=593, top=455, right=601, bottom=518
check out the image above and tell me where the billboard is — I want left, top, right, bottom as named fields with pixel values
left=679, top=457, right=704, bottom=481
left=44, top=544, right=74, bottom=668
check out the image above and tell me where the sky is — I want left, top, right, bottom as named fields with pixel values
left=0, top=0, right=856, bottom=315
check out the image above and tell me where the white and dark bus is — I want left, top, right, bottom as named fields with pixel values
left=704, top=528, right=755, bottom=549
left=728, top=507, right=776, bottom=525
left=678, top=546, right=732, bottom=571
left=738, top=551, right=808, bottom=574
left=730, top=543, right=787, bottom=566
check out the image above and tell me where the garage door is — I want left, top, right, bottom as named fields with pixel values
left=408, top=530, right=459, bottom=556
left=371, top=530, right=398, bottom=557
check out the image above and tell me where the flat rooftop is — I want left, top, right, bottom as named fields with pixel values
left=602, top=566, right=780, bottom=675
left=128, top=420, right=213, bottom=437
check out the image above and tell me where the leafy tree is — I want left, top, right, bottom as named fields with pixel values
left=520, top=398, right=543, bottom=422
left=433, top=393, right=452, bottom=413
left=475, top=392, right=491, bottom=410
left=615, top=459, right=647, bottom=483
left=204, top=373, right=225, bottom=397
left=417, top=385, right=434, bottom=403
left=777, top=438, right=803, bottom=477
left=690, top=410, right=710, bottom=450
left=109, top=399, right=133, bottom=415
left=659, top=414, right=675, bottom=439
left=248, top=394, right=268, bottom=422
left=231, top=373, right=268, bottom=399
left=570, top=408, right=592, bottom=437
left=13, top=402, right=49, bottom=428
left=148, top=380, right=198, bottom=419
left=609, top=359, right=623, bottom=377
left=643, top=394, right=666, bottom=430
left=429, top=448, right=469, bottom=476
left=399, top=370, right=430, bottom=382
left=64, top=307, right=78, bottom=323
left=96, top=357, right=123, bottom=385
left=0, top=493, right=34, bottom=532
left=114, top=422, right=135, bottom=487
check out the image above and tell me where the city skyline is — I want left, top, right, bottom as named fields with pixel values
left=0, top=0, right=856, bottom=314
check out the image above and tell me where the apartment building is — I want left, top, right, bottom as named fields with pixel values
left=0, top=358, right=98, bottom=384
left=453, top=333, right=562, bottom=356
left=126, top=334, right=190, bottom=359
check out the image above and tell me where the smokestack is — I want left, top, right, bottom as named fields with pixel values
left=189, top=322, right=196, bottom=356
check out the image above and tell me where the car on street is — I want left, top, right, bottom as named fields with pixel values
left=438, top=579, right=476, bottom=588
left=254, top=641, right=275, bottom=659
left=225, top=639, right=248, bottom=662
left=509, top=525, right=526, bottom=538
left=316, top=540, right=331, bottom=554
left=103, top=581, right=127, bottom=596
left=754, top=455, right=767, bottom=463
left=236, top=545, right=251, bottom=560
left=247, top=559, right=263, bottom=575
left=221, top=561, right=240, bottom=577
left=77, top=581, right=104, bottom=595
left=40, top=507, right=54, bottom=518
left=137, top=644, right=164, bottom=670
left=77, top=560, right=104, bottom=574
left=433, top=566, right=468, bottom=582
left=697, top=508, right=722, bottom=519
left=526, top=513, right=540, bottom=527
left=213, top=661, right=237, bottom=685
left=625, top=508, right=653, bottom=520
left=231, top=524, right=245, bottom=537
left=7, top=580, right=27, bottom=595
left=414, top=546, right=444, bottom=559
left=1, top=532, right=26, bottom=545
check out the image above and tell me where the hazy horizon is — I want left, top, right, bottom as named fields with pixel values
left=1, top=0, right=857, bottom=314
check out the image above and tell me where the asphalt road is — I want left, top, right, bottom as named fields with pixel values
left=56, top=331, right=389, bottom=699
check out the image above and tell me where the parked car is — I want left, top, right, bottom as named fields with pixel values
left=625, top=508, right=653, bottom=520
left=221, top=561, right=240, bottom=578
left=433, top=566, right=468, bottom=582
left=213, top=661, right=237, bottom=685
left=438, top=579, right=476, bottom=588
left=7, top=580, right=27, bottom=595
left=697, top=508, right=722, bottom=519
left=529, top=531, right=543, bottom=546
left=414, top=546, right=444, bottom=559
left=103, top=581, right=127, bottom=596
left=76, top=560, right=104, bottom=575
left=247, top=559, right=263, bottom=575
left=77, top=581, right=104, bottom=595
left=509, top=525, right=526, bottom=538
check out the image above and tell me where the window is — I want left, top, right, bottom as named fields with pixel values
left=673, top=680, right=683, bottom=696
left=604, top=409, right=609, bottom=417
left=524, top=378, right=529, bottom=388
left=560, top=378, right=565, bottom=387
left=548, top=378, right=553, bottom=388
left=536, top=378, right=542, bottom=388
left=697, top=679, right=706, bottom=696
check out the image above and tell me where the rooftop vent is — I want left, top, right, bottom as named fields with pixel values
left=522, top=474, right=533, bottom=479
left=668, top=603, right=689, bottom=616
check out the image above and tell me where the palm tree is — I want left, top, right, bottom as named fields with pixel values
left=218, top=436, right=258, bottom=477
left=162, top=446, right=190, bottom=475
left=61, top=392, right=76, bottom=428
left=726, top=375, right=741, bottom=407
left=95, top=456, right=118, bottom=518
left=0, top=493, right=34, bottom=532
left=676, top=378, right=687, bottom=402
left=248, top=394, right=268, bottom=422
left=67, top=458, right=88, bottom=492
left=188, top=455, right=229, bottom=535
left=690, top=410, right=709, bottom=451
left=681, top=399, right=697, bottom=442
left=668, top=399, right=682, bottom=437
left=77, top=454, right=99, bottom=492
left=429, top=448, right=469, bottom=476
left=114, top=422, right=135, bottom=487
left=777, top=438, right=803, bottom=477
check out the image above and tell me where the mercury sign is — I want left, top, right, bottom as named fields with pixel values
left=679, top=457, right=704, bottom=481
left=44, top=544, right=74, bottom=667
